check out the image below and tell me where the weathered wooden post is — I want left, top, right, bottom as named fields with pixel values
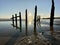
left=12, top=15, right=14, bottom=26
left=15, top=14, right=17, bottom=28
left=50, top=0, right=55, bottom=34
left=50, top=0, right=55, bottom=27
left=34, top=5, right=37, bottom=35
left=19, top=12, right=22, bottom=31
left=25, top=9, right=28, bottom=36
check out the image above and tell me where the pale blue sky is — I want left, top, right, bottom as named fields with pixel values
left=0, top=0, right=60, bottom=19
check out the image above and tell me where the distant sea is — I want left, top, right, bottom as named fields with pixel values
left=0, top=19, right=60, bottom=36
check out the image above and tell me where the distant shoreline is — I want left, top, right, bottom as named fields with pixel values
left=0, top=19, right=25, bottom=21
left=42, top=17, right=60, bottom=19
left=0, top=19, right=11, bottom=21
left=0, top=18, right=60, bottom=21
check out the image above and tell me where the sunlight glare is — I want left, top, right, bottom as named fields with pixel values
left=28, top=12, right=33, bottom=25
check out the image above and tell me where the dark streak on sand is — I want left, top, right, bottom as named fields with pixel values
left=5, top=32, right=21, bottom=45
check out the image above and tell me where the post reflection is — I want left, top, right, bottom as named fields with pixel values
left=19, top=24, right=22, bottom=32
left=25, top=29, right=28, bottom=36
left=50, top=26, right=54, bottom=35
left=11, top=24, right=14, bottom=27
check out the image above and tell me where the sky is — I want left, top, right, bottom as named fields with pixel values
left=0, top=0, right=60, bottom=19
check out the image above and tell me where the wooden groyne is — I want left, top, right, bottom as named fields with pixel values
left=11, top=0, right=56, bottom=35
left=11, top=5, right=39, bottom=34
left=11, top=12, right=22, bottom=30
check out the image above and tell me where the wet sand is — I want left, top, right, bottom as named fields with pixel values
left=0, top=37, right=10, bottom=45
left=0, top=27, right=60, bottom=45
left=14, top=33, right=51, bottom=45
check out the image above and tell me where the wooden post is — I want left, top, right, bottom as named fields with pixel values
left=25, top=9, right=28, bottom=36
left=12, top=15, right=14, bottom=26
left=34, top=5, right=37, bottom=35
left=50, top=0, right=55, bottom=34
left=50, top=0, right=55, bottom=27
left=15, top=14, right=17, bottom=28
left=19, top=12, right=22, bottom=31
left=50, top=26, right=54, bottom=35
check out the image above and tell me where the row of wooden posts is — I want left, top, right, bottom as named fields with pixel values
left=12, top=6, right=37, bottom=33
left=11, top=0, right=55, bottom=33
left=12, top=12, right=22, bottom=29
